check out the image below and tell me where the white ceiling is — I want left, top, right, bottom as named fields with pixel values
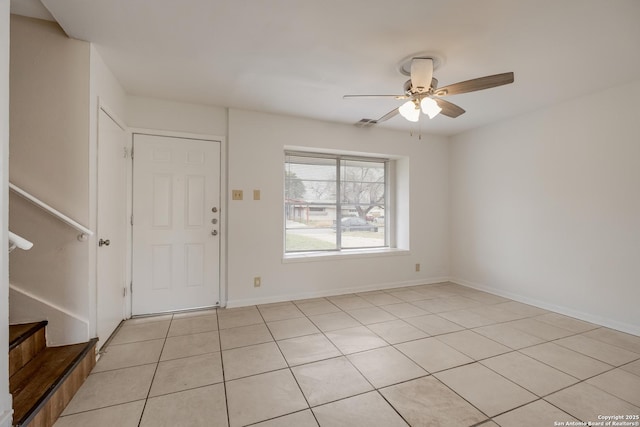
left=12, top=0, right=640, bottom=135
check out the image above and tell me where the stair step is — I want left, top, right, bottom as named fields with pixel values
left=9, top=322, right=48, bottom=378
left=10, top=338, right=98, bottom=427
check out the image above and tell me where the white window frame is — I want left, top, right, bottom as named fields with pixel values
left=284, top=150, right=392, bottom=257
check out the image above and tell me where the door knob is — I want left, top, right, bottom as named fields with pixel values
left=98, top=239, right=110, bottom=247
left=211, top=230, right=218, bottom=236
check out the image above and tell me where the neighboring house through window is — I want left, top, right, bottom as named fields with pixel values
left=284, top=151, right=389, bottom=254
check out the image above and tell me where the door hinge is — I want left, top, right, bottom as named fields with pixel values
left=130, top=147, right=134, bottom=159
left=123, top=287, right=127, bottom=297
left=130, top=215, right=134, bottom=226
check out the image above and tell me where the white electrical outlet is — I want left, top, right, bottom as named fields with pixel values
left=254, top=276, right=261, bottom=287
left=415, top=263, right=421, bottom=272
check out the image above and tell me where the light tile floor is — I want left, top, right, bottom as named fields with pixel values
left=54, top=282, right=640, bottom=427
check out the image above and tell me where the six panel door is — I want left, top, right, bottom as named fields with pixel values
left=132, top=134, right=221, bottom=315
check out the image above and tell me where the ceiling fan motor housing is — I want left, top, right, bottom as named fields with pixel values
left=404, top=77, right=438, bottom=96
left=410, top=58, right=433, bottom=93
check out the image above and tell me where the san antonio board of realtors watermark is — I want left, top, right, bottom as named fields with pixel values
left=554, top=414, right=640, bottom=426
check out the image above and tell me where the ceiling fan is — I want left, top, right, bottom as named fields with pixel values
left=344, top=57, right=514, bottom=126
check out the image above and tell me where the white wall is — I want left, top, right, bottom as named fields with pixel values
left=90, top=46, right=126, bottom=121
left=123, top=98, right=449, bottom=307
left=450, top=79, right=640, bottom=335
left=126, top=95, right=227, bottom=136
left=1, top=1, right=12, bottom=425
left=227, top=109, right=449, bottom=306
left=8, top=15, right=92, bottom=344
left=9, top=15, right=89, bottom=219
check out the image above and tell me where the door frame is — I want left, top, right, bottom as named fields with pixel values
left=127, top=128, right=227, bottom=318
left=96, top=105, right=129, bottom=347
left=93, top=101, right=130, bottom=341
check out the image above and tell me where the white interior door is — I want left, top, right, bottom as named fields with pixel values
left=97, top=109, right=128, bottom=348
left=132, top=134, right=220, bottom=315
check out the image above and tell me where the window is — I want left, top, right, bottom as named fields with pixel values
left=285, top=151, right=388, bottom=253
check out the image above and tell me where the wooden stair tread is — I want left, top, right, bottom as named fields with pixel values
left=9, top=321, right=47, bottom=350
left=10, top=339, right=97, bottom=426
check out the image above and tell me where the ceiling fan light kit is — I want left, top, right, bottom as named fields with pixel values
left=399, top=97, right=442, bottom=122
left=344, top=54, right=514, bottom=129
left=399, top=100, right=420, bottom=122
left=420, top=97, right=442, bottom=119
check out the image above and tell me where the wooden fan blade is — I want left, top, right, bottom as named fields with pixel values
left=435, top=98, right=465, bottom=118
left=376, top=107, right=400, bottom=123
left=434, top=72, right=514, bottom=97
left=354, top=107, right=399, bottom=128
left=343, top=94, right=408, bottom=99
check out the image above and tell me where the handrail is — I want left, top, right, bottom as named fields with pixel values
left=9, top=182, right=94, bottom=241
left=9, top=231, right=33, bottom=252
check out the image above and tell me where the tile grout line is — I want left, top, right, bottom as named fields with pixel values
left=294, top=295, right=494, bottom=425
left=261, top=298, right=412, bottom=422
left=300, top=290, right=639, bottom=424
left=256, top=304, right=321, bottom=426
left=136, top=312, right=174, bottom=427
left=95, top=283, right=640, bottom=427
left=166, top=306, right=632, bottom=422
left=103, top=314, right=225, bottom=411
left=293, top=295, right=422, bottom=425
left=211, top=309, right=231, bottom=427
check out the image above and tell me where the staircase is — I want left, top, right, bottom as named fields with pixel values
left=8, top=321, right=97, bottom=427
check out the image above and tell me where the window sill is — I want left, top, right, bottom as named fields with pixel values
left=282, top=247, right=410, bottom=263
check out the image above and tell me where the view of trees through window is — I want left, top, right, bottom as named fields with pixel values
left=285, top=152, right=387, bottom=253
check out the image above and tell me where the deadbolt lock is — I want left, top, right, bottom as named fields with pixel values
left=211, top=230, right=218, bottom=236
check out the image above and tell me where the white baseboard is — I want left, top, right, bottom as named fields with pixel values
left=9, top=284, right=90, bottom=346
left=227, top=275, right=639, bottom=337
left=225, top=276, right=451, bottom=308
left=450, top=277, right=640, bottom=337
left=0, top=408, right=13, bottom=427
